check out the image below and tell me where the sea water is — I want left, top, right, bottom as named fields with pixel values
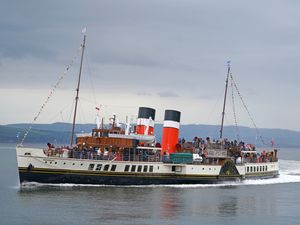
left=1, top=143, right=300, bottom=225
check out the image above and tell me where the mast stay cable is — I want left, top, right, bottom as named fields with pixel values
left=18, top=43, right=83, bottom=146
left=230, top=73, right=267, bottom=146
left=230, top=74, right=240, bottom=141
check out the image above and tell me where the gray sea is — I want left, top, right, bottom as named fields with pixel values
left=1, top=143, right=300, bottom=225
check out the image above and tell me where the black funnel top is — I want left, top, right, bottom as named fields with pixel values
left=164, top=110, right=181, bottom=122
left=138, top=107, right=156, bottom=120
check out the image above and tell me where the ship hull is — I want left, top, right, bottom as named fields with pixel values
left=16, top=147, right=279, bottom=186
left=18, top=167, right=279, bottom=186
left=19, top=168, right=241, bottom=185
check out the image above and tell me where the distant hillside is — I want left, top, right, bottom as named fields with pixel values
left=1, top=123, right=300, bottom=148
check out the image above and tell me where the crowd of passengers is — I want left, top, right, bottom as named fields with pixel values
left=179, top=136, right=277, bottom=163
left=45, top=143, right=161, bottom=161
left=45, top=135, right=277, bottom=163
left=181, top=136, right=256, bottom=151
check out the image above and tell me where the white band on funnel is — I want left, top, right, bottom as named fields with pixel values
left=137, top=118, right=155, bottom=127
left=163, top=120, right=180, bottom=129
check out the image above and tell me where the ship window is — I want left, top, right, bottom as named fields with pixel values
left=250, top=167, right=253, bottom=172
left=143, top=165, right=148, bottom=172
left=124, top=165, right=130, bottom=172
left=50, top=162, right=52, bottom=164
left=247, top=167, right=249, bottom=173
left=63, top=162, right=66, bottom=165
left=96, top=164, right=102, bottom=171
left=131, top=165, right=136, bottom=172
left=81, top=163, right=83, bottom=166
left=88, top=164, right=95, bottom=170
left=254, top=167, right=256, bottom=172
left=260, top=166, right=262, bottom=172
left=55, top=162, right=57, bottom=164
left=149, top=166, right=153, bottom=172
left=73, top=163, right=75, bottom=165
left=137, top=165, right=142, bottom=172
left=24, top=152, right=31, bottom=156
left=172, top=166, right=176, bottom=172
left=111, top=165, right=117, bottom=172
left=265, top=166, right=268, bottom=171
left=104, top=164, right=110, bottom=171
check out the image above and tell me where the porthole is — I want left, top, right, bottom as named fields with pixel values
left=137, top=165, right=142, bottom=172
left=96, top=164, right=102, bottom=171
left=103, top=164, right=110, bottom=171
left=131, top=165, right=136, bottom=172
left=124, top=165, right=130, bottom=172
left=149, top=166, right=153, bottom=172
left=143, top=165, right=148, bottom=172
left=88, top=164, right=95, bottom=170
left=172, top=166, right=176, bottom=172
left=111, top=165, right=117, bottom=171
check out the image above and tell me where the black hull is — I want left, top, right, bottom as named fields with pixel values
left=18, top=168, right=278, bottom=186
left=19, top=169, right=241, bottom=185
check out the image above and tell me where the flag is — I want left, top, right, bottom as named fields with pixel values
left=82, top=27, right=87, bottom=34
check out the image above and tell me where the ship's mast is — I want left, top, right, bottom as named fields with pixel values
left=70, top=33, right=86, bottom=147
left=220, top=61, right=231, bottom=139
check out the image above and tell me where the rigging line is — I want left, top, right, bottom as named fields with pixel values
left=230, top=74, right=240, bottom=141
left=205, top=89, right=224, bottom=125
left=230, top=73, right=267, bottom=146
left=45, top=102, right=74, bottom=123
left=18, top=45, right=83, bottom=146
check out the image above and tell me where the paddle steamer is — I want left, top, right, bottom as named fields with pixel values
left=16, top=32, right=279, bottom=185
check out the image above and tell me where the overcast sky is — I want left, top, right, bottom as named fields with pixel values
left=1, top=0, right=300, bottom=131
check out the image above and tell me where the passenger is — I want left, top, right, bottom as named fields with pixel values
left=206, top=137, right=210, bottom=144
left=104, top=149, right=108, bottom=160
left=162, top=151, right=169, bottom=162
